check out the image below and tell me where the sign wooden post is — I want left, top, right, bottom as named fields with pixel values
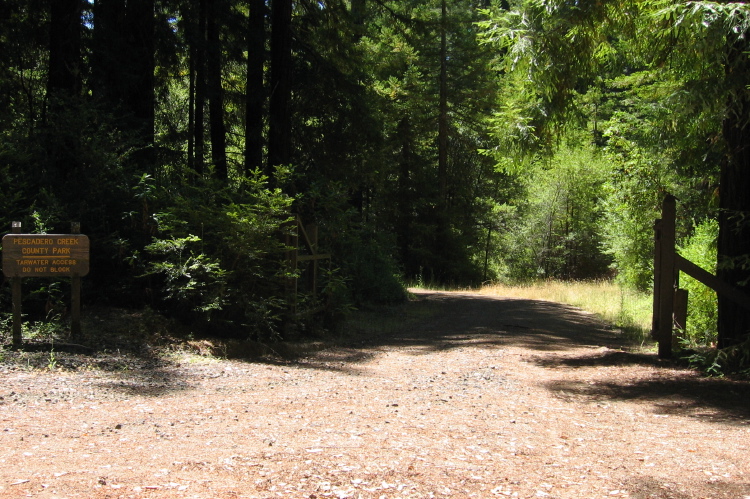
left=2, top=222, right=90, bottom=347
left=10, top=222, right=22, bottom=348
left=70, top=222, right=82, bottom=339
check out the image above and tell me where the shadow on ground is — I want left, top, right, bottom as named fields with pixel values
left=624, top=475, right=750, bottom=499
left=302, top=290, right=750, bottom=425
left=327, top=290, right=628, bottom=355
left=530, top=347, right=750, bottom=423
left=4, top=290, right=749, bottom=421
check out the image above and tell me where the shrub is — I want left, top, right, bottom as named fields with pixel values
left=678, top=219, right=718, bottom=347
left=135, top=171, right=295, bottom=340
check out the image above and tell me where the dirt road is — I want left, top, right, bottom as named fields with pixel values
left=1, top=290, right=749, bottom=498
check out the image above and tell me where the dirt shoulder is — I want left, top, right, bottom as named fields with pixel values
left=1, top=289, right=749, bottom=498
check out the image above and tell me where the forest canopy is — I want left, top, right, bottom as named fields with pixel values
left=1, top=0, right=748, bottom=351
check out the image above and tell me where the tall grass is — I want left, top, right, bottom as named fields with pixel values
left=479, top=280, right=654, bottom=346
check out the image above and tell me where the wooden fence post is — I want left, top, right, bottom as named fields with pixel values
left=283, top=217, right=299, bottom=334
left=11, top=221, right=22, bottom=349
left=305, top=223, right=319, bottom=300
left=654, top=195, right=677, bottom=359
left=651, top=218, right=662, bottom=345
left=673, top=287, right=688, bottom=347
left=281, top=216, right=332, bottom=333
left=70, top=222, right=82, bottom=339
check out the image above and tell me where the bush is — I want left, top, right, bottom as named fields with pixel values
left=678, top=219, right=718, bottom=347
left=135, top=171, right=295, bottom=340
left=684, top=334, right=750, bottom=377
left=498, top=146, right=612, bottom=281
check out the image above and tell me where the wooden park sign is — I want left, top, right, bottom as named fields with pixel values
left=2, top=234, right=90, bottom=277
left=2, top=222, right=89, bottom=348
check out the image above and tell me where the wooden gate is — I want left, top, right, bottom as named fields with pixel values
left=652, top=195, right=750, bottom=358
left=283, top=215, right=331, bottom=330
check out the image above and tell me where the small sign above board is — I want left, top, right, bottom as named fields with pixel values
left=2, top=234, right=90, bottom=277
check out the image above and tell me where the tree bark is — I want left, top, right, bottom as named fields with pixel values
left=92, top=0, right=125, bottom=106
left=124, top=0, right=155, bottom=150
left=435, top=0, right=449, bottom=272
left=438, top=0, right=448, bottom=207
left=194, top=0, right=208, bottom=177
left=47, top=0, right=82, bottom=181
left=48, top=0, right=82, bottom=99
left=188, top=38, right=196, bottom=177
left=268, top=0, right=293, bottom=178
left=717, top=35, right=750, bottom=348
left=396, top=116, right=415, bottom=276
left=206, top=0, right=227, bottom=180
left=245, top=0, right=266, bottom=176
left=92, top=0, right=154, bottom=168
left=351, top=0, right=366, bottom=40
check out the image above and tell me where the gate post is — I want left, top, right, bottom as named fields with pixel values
left=653, top=195, right=677, bottom=359
left=283, top=217, right=299, bottom=334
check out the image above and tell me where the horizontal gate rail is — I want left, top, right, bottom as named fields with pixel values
left=652, top=196, right=750, bottom=358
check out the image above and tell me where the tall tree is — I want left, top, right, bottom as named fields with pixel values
left=125, top=0, right=155, bottom=150
left=206, top=0, right=227, bottom=179
left=92, top=0, right=155, bottom=166
left=351, top=0, right=366, bottom=33
left=437, top=0, right=449, bottom=241
left=193, top=0, right=208, bottom=177
left=48, top=0, right=82, bottom=100
left=718, top=26, right=750, bottom=347
left=366, top=0, right=503, bottom=282
left=244, top=0, right=266, bottom=175
left=267, top=0, right=293, bottom=176
left=47, top=0, right=83, bottom=181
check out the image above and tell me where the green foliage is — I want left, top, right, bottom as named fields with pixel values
left=683, top=334, right=750, bottom=378
left=678, top=219, right=719, bottom=347
left=339, top=231, right=407, bottom=306
left=598, top=158, right=672, bottom=291
left=304, top=180, right=407, bottom=306
left=346, top=0, right=509, bottom=286
left=134, top=171, right=296, bottom=340
left=497, top=144, right=612, bottom=281
left=590, top=66, right=718, bottom=291
left=479, top=2, right=726, bottom=294
left=479, top=0, right=750, bottom=350
left=142, top=235, right=228, bottom=315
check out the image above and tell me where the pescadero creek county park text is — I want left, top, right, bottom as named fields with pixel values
left=2, top=234, right=90, bottom=277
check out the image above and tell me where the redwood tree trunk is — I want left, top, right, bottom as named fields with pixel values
left=438, top=0, right=448, bottom=207
left=245, top=0, right=266, bottom=175
left=92, top=0, right=124, bottom=106
left=268, top=0, right=293, bottom=177
left=193, top=0, right=208, bottom=177
left=125, top=0, right=155, bottom=150
left=206, top=0, right=227, bottom=180
left=92, top=0, right=154, bottom=169
left=435, top=0, right=449, bottom=276
left=48, top=0, right=82, bottom=99
left=351, top=0, right=366, bottom=40
left=47, top=0, right=82, bottom=180
left=396, top=116, right=415, bottom=276
left=718, top=36, right=750, bottom=348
